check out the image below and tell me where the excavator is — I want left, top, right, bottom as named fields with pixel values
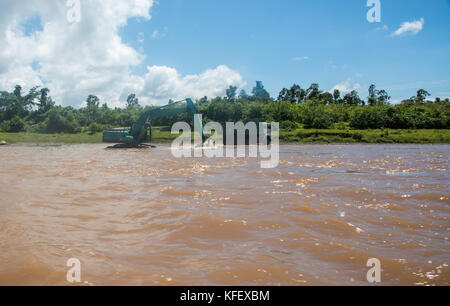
left=102, top=98, right=205, bottom=148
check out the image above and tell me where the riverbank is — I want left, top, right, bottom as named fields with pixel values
left=1, top=128, right=450, bottom=144
left=280, top=128, right=450, bottom=144
left=0, top=126, right=177, bottom=144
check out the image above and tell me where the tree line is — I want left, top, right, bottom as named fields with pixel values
left=0, top=82, right=448, bottom=134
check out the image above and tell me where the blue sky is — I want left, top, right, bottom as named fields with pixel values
left=121, top=0, right=450, bottom=102
left=2, top=0, right=449, bottom=106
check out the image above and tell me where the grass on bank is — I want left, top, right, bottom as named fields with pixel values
left=1, top=127, right=450, bottom=144
left=0, top=127, right=180, bottom=144
left=280, top=128, right=450, bottom=144
left=0, top=132, right=103, bottom=144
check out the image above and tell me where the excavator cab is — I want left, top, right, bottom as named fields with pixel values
left=102, top=128, right=134, bottom=144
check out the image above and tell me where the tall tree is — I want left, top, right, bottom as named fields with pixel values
left=289, top=84, right=306, bottom=104
left=277, top=88, right=288, bottom=102
left=38, top=88, right=52, bottom=112
left=278, top=84, right=306, bottom=104
left=238, top=90, right=248, bottom=100
left=333, top=89, right=341, bottom=104
left=126, top=94, right=139, bottom=109
left=198, top=96, right=208, bottom=105
left=23, top=86, right=40, bottom=109
left=226, top=86, right=237, bottom=101
left=252, top=81, right=270, bottom=101
left=319, top=92, right=334, bottom=105
left=368, top=84, right=377, bottom=106
left=86, top=95, right=100, bottom=123
left=306, top=83, right=320, bottom=100
left=13, top=85, right=22, bottom=99
left=415, top=89, right=430, bottom=104
left=343, top=90, right=363, bottom=105
left=376, top=90, right=391, bottom=105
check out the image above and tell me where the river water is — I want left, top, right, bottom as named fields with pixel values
left=0, top=144, right=448, bottom=286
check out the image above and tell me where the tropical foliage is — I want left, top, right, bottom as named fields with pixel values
left=0, top=82, right=448, bottom=134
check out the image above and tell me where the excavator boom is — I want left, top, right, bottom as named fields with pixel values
left=103, top=98, right=205, bottom=148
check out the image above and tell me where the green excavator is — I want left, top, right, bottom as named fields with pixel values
left=102, top=98, right=205, bottom=148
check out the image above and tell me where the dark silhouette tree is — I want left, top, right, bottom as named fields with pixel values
left=126, top=94, right=139, bottom=109
left=306, top=83, right=320, bottom=100
left=416, top=89, right=430, bottom=104
left=226, top=86, right=237, bottom=101
left=86, top=95, right=100, bottom=123
left=252, top=81, right=270, bottom=101
left=13, top=85, right=22, bottom=99
left=238, top=90, right=248, bottom=100
left=368, top=84, right=377, bottom=106
left=343, top=90, right=363, bottom=105
left=376, top=90, right=390, bottom=105
left=278, top=84, right=306, bottom=104
left=333, top=89, right=341, bottom=104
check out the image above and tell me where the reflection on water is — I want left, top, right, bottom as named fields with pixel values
left=0, top=144, right=448, bottom=286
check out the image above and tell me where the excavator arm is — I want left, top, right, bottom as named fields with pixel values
left=103, top=98, right=205, bottom=148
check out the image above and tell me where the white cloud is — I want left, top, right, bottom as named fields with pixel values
left=331, top=79, right=361, bottom=94
left=325, top=61, right=348, bottom=71
left=0, top=1, right=244, bottom=107
left=133, top=65, right=245, bottom=105
left=392, top=18, right=424, bottom=36
left=151, top=27, right=168, bottom=39
left=138, top=32, right=144, bottom=43
left=293, top=56, right=309, bottom=62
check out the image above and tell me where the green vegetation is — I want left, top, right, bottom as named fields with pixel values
left=1, top=82, right=449, bottom=144
left=279, top=128, right=450, bottom=144
left=150, top=127, right=179, bottom=143
left=0, top=127, right=180, bottom=144
left=2, top=128, right=448, bottom=145
left=0, top=132, right=102, bottom=144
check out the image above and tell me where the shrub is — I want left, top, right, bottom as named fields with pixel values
left=334, top=122, right=348, bottom=130
left=42, top=110, right=81, bottom=134
left=352, top=132, right=363, bottom=141
left=280, top=120, right=298, bottom=131
left=0, top=116, right=25, bottom=132
left=301, top=105, right=334, bottom=129
left=88, top=122, right=103, bottom=134
left=349, top=106, right=389, bottom=129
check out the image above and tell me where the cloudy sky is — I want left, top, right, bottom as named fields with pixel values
left=0, top=0, right=449, bottom=107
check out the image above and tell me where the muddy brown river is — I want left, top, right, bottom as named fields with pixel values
left=0, top=144, right=448, bottom=286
